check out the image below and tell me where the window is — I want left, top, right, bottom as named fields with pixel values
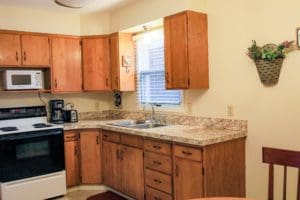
left=135, top=29, right=182, bottom=105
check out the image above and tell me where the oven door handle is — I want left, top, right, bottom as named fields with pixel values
left=0, top=129, right=63, bottom=141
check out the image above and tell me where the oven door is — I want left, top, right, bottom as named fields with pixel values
left=0, top=128, right=64, bottom=182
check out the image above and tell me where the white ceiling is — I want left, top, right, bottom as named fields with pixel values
left=0, top=0, right=137, bottom=14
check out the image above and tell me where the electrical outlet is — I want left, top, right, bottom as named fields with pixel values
left=227, top=104, right=234, bottom=117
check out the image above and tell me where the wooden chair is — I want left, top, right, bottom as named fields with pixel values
left=262, top=147, right=300, bottom=200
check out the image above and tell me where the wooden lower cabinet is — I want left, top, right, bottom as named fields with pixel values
left=103, top=140, right=121, bottom=190
left=103, top=133, right=145, bottom=200
left=80, top=130, right=102, bottom=184
left=64, top=131, right=80, bottom=187
left=64, top=129, right=245, bottom=200
left=173, top=157, right=203, bottom=200
left=121, top=145, right=144, bottom=200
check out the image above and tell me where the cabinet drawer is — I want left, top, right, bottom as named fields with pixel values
left=146, top=187, right=172, bottom=200
left=121, top=134, right=143, bottom=148
left=145, top=169, right=172, bottom=194
left=173, top=145, right=202, bottom=162
left=145, top=152, right=172, bottom=174
left=102, top=130, right=120, bottom=143
left=64, top=131, right=79, bottom=142
left=144, top=139, right=171, bottom=155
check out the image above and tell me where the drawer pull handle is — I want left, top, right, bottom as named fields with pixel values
left=153, top=145, right=161, bottom=150
left=154, top=197, right=162, bottom=200
left=104, top=134, right=108, bottom=138
left=153, top=161, right=162, bottom=165
left=182, top=151, right=192, bottom=155
left=116, top=149, right=120, bottom=160
left=175, top=164, right=179, bottom=176
left=66, top=136, right=76, bottom=140
left=154, top=179, right=162, bottom=184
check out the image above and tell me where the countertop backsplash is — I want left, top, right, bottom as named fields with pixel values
left=77, top=110, right=247, bottom=132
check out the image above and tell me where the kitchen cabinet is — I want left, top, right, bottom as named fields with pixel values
left=51, top=37, right=82, bottom=93
left=109, top=33, right=135, bottom=91
left=173, top=157, right=203, bottom=200
left=21, top=35, right=50, bottom=66
left=0, top=34, right=21, bottom=66
left=82, top=37, right=111, bottom=91
left=103, top=140, right=121, bottom=190
left=64, top=131, right=80, bottom=187
left=103, top=131, right=144, bottom=199
left=0, top=33, right=50, bottom=67
left=164, top=10, right=209, bottom=89
left=121, top=145, right=144, bottom=200
left=80, top=130, right=102, bottom=184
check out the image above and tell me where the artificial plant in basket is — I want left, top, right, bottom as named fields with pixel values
left=247, top=40, right=294, bottom=85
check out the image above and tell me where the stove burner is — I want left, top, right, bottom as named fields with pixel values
left=32, top=123, right=53, bottom=128
left=0, top=126, right=18, bottom=132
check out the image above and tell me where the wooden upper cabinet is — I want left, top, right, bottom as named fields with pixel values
left=0, top=34, right=21, bottom=66
left=51, top=37, right=82, bottom=93
left=21, top=35, right=50, bottom=66
left=80, top=130, right=102, bottom=184
left=109, top=33, right=135, bottom=91
left=0, top=33, right=50, bottom=67
left=164, top=10, right=209, bottom=89
left=82, top=37, right=111, bottom=91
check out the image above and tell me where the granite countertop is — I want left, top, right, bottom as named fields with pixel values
left=64, top=119, right=247, bottom=146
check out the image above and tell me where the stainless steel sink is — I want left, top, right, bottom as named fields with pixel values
left=108, top=120, right=167, bottom=129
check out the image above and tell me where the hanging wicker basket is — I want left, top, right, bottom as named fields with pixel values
left=255, top=58, right=283, bottom=85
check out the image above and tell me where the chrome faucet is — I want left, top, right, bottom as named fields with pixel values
left=148, top=103, right=161, bottom=124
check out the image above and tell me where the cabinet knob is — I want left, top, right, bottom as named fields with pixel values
left=153, top=160, right=162, bottom=165
left=165, top=72, right=169, bottom=83
left=23, top=51, right=27, bottom=61
left=175, top=164, right=179, bottom=176
left=154, top=178, right=162, bottom=184
left=152, top=145, right=161, bottom=150
left=182, top=151, right=192, bottom=156
left=105, top=78, right=109, bottom=87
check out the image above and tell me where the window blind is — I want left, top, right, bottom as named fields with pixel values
left=135, top=29, right=182, bottom=105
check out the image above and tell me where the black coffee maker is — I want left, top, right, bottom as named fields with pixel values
left=49, top=99, right=64, bottom=124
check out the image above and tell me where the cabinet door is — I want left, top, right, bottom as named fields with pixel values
left=103, top=141, right=121, bottom=190
left=64, top=139, right=80, bottom=187
left=80, top=130, right=102, bottom=184
left=0, top=33, right=21, bottom=66
left=164, top=12, right=189, bottom=89
left=174, top=157, right=203, bottom=200
left=121, top=145, right=144, bottom=200
left=51, top=37, right=82, bottom=93
left=110, top=33, right=120, bottom=91
left=118, top=33, right=135, bottom=91
left=82, top=38, right=111, bottom=91
left=21, top=35, right=50, bottom=66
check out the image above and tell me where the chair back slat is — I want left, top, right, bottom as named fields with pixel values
left=263, top=147, right=300, bottom=200
left=297, top=168, right=300, bottom=200
left=268, top=164, right=274, bottom=200
left=263, top=147, right=300, bottom=168
left=283, top=166, right=287, bottom=200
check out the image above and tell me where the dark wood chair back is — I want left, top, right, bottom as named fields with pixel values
left=262, top=147, right=300, bottom=200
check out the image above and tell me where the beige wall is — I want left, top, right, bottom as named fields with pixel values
left=109, top=0, right=207, bottom=32
left=0, top=5, right=81, bottom=35
left=0, top=92, right=111, bottom=112
left=80, top=11, right=110, bottom=35
left=111, top=0, right=300, bottom=199
left=1, top=1, right=300, bottom=199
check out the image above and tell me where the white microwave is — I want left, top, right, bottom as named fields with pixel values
left=2, top=70, right=43, bottom=90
